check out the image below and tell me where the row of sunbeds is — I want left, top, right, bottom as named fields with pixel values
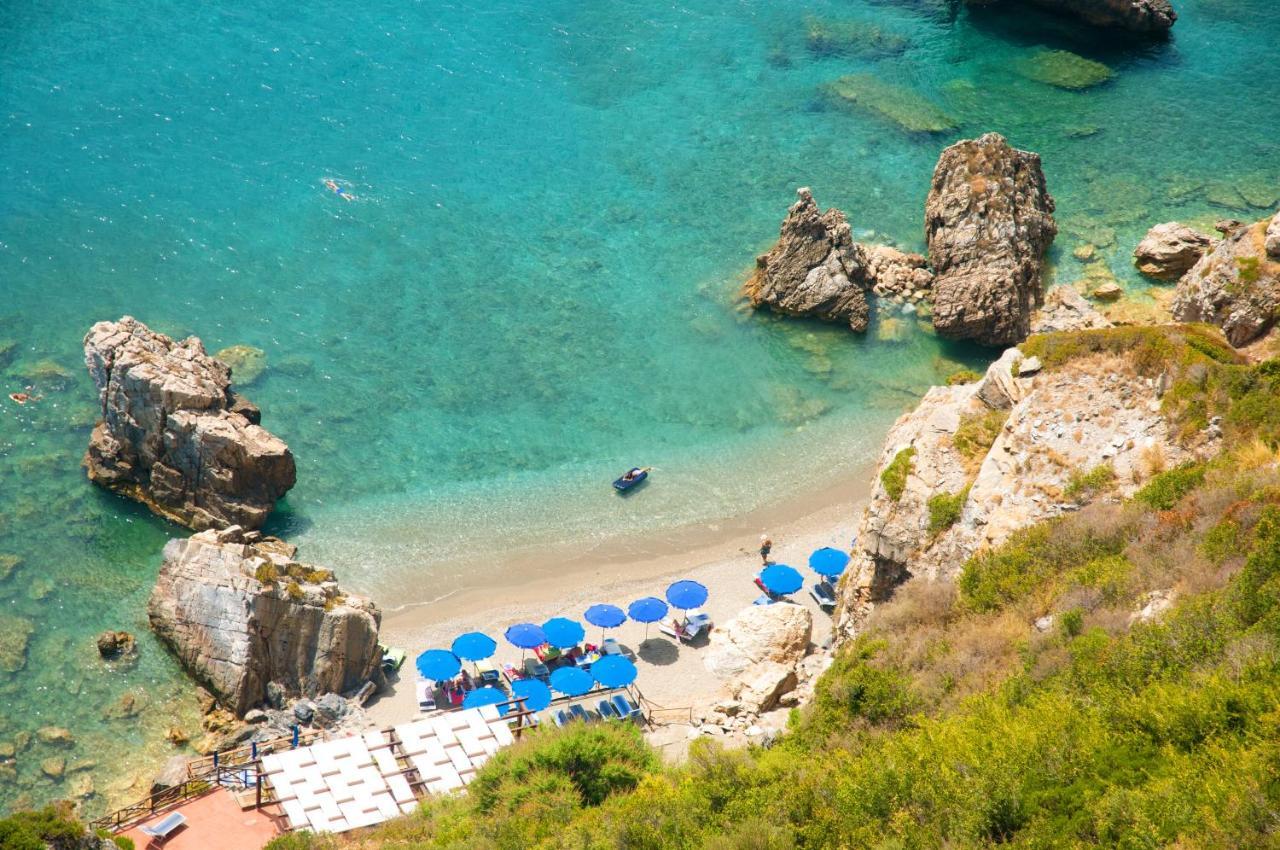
left=551, top=693, right=643, bottom=726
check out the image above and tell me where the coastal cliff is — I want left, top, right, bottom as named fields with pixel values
left=1172, top=213, right=1280, bottom=347
left=148, top=526, right=381, bottom=716
left=83, top=317, right=296, bottom=531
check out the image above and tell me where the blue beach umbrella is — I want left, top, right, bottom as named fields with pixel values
left=542, top=617, right=586, bottom=649
left=462, top=686, right=510, bottom=715
left=584, top=604, right=626, bottom=629
left=549, top=666, right=594, bottom=697
left=415, top=649, right=461, bottom=682
left=628, top=596, right=668, bottom=642
left=451, top=632, right=497, bottom=661
left=590, top=655, right=638, bottom=689
left=760, top=564, right=804, bottom=596
left=808, top=548, right=851, bottom=579
left=665, top=580, right=708, bottom=611
left=512, top=678, right=552, bottom=713
left=504, top=623, right=547, bottom=650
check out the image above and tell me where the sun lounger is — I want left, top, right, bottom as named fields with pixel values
left=611, top=694, right=643, bottom=723
left=416, top=679, right=437, bottom=712
left=597, top=699, right=620, bottom=720
left=522, top=658, right=550, bottom=681
left=475, top=659, right=501, bottom=685
left=658, top=621, right=693, bottom=643
left=753, top=594, right=776, bottom=606
left=686, top=612, right=713, bottom=635
left=553, top=709, right=571, bottom=727
left=534, top=644, right=562, bottom=662
left=502, top=663, right=522, bottom=683
left=601, top=638, right=622, bottom=656
left=139, top=812, right=186, bottom=843
left=569, top=704, right=594, bottom=724
left=810, top=580, right=837, bottom=611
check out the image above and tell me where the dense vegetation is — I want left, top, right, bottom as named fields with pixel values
left=258, top=326, right=1280, bottom=849
left=0, top=803, right=131, bottom=850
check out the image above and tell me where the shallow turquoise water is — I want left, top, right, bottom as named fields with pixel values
left=2, top=0, right=1279, bottom=814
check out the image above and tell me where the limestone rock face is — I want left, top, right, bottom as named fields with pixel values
left=705, top=603, right=811, bottom=712
left=866, top=245, right=935, bottom=301
left=1133, top=222, right=1215, bottom=280
left=926, top=133, right=1057, bottom=346
left=1030, top=286, right=1113, bottom=334
left=83, top=317, right=296, bottom=530
left=745, top=188, right=872, bottom=331
left=148, top=526, right=381, bottom=716
left=1266, top=212, right=1280, bottom=260
left=1172, top=217, right=1280, bottom=346
left=1022, top=0, right=1176, bottom=32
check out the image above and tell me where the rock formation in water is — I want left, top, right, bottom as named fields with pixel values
left=866, top=245, right=935, bottom=303
left=744, top=188, right=873, bottom=331
left=925, top=133, right=1057, bottom=347
left=835, top=328, right=1223, bottom=632
left=968, top=0, right=1176, bottom=33
left=83, top=317, right=296, bottom=530
left=1133, top=222, right=1216, bottom=280
left=1172, top=216, right=1280, bottom=347
left=148, top=525, right=382, bottom=716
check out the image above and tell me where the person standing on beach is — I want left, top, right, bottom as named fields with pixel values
left=759, top=534, right=773, bottom=565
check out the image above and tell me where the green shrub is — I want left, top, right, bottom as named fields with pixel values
left=953, top=409, right=1008, bottom=465
left=880, top=447, right=916, bottom=501
left=1134, top=463, right=1206, bottom=510
left=1065, top=463, right=1115, bottom=501
left=264, top=832, right=336, bottom=850
left=1059, top=608, right=1085, bottom=638
left=1069, top=554, right=1134, bottom=603
left=946, top=368, right=982, bottom=385
left=927, top=486, right=970, bottom=536
left=112, top=837, right=135, bottom=850
left=285, top=580, right=305, bottom=601
left=1237, top=255, right=1261, bottom=283
left=254, top=561, right=278, bottom=584
left=0, top=805, right=87, bottom=850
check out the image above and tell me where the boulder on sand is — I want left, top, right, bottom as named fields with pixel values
left=705, top=603, right=812, bottom=714
left=926, top=133, right=1057, bottom=346
left=745, top=188, right=872, bottom=331
left=83, top=317, right=296, bottom=530
left=1133, top=222, right=1216, bottom=280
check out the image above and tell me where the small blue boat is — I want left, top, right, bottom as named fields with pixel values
left=612, top=467, right=650, bottom=492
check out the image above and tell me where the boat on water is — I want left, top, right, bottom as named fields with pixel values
left=612, top=467, right=650, bottom=492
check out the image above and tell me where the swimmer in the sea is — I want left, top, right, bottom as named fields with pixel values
left=324, top=179, right=354, bottom=201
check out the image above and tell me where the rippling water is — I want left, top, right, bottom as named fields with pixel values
left=1, top=0, right=1278, bottom=814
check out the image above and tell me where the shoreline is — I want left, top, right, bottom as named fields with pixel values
left=365, top=463, right=874, bottom=730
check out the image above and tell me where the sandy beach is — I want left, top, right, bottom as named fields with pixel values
left=366, top=467, right=873, bottom=745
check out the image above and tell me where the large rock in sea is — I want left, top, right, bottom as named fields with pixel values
left=1133, top=222, right=1216, bottom=280
left=148, top=526, right=382, bottom=716
left=969, top=0, right=1176, bottom=33
left=1172, top=217, right=1280, bottom=346
left=83, top=317, right=296, bottom=530
left=745, top=188, right=872, bottom=331
left=926, top=133, right=1057, bottom=346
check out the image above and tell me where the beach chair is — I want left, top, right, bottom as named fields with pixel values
left=658, top=620, right=692, bottom=643
left=611, top=694, right=644, bottom=723
left=476, top=659, right=501, bottom=686
left=553, top=709, right=572, bottom=727
left=597, top=699, right=620, bottom=720
left=522, top=658, right=550, bottom=682
left=502, top=663, right=522, bottom=683
left=416, top=679, right=437, bottom=713
left=569, top=704, right=594, bottom=724
left=753, top=594, right=776, bottom=606
left=139, top=811, right=186, bottom=844
left=810, top=580, right=837, bottom=611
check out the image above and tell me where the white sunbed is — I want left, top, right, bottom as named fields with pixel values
left=138, top=812, right=186, bottom=843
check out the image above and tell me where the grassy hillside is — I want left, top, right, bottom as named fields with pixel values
left=267, top=326, right=1280, bottom=849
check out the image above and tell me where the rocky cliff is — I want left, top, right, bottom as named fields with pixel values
left=1172, top=214, right=1280, bottom=347
left=744, top=188, right=873, bottom=331
left=926, top=133, right=1057, bottom=346
left=148, top=526, right=381, bottom=716
left=83, top=317, right=296, bottom=530
left=837, top=326, right=1224, bottom=633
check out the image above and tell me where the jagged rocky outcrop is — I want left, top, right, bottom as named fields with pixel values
left=1172, top=216, right=1280, bottom=346
left=968, top=0, right=1176, bottom=32
left=705, top=603, right=812, bottom=714
left=866, top=245, right=935, bottom=303
left=1133, top=222, right=1216, bottom=280
left=837, top=335, right=1211, bottom=633
left=745, top=188, right=873, bottom=331
left=1030, top=285, right=1113, bottom=334
left=926, top=133, right=1057, bottom=346
left=148, top=526, right=381, bottom=716
left=83, top=317, right=295, bottom=530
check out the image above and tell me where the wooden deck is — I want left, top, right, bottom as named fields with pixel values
left=120, top=788, right=284, bottom=850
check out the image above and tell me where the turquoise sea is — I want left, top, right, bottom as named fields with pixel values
left=2, top=0, right=1279, bottom=815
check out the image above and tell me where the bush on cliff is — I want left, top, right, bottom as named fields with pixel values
left=880, top=447, right=915, bottom=501
left=0, top=804, right=88, bottom=850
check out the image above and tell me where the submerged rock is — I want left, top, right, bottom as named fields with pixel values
left=1133, top=222, right=1216, bottom=280
left=805, top=17, right=909, bottom=58
left=823, top=74, right=957, bottom=134
left=0, top=615, right=35, bottom=674
left=83, top=317, right=296, bottom=530
left=926, top=133, right=1057, bottom=346
left=96, top=630, right=137, bottom=662
left=148, top=526, right=382, bottom=716
left=745, top=188, right=872, bottom=331
left=0, top=554, right=20, bottom=582
left=1030, top=285, right=1113, bottom=334
left=213, top=345, right=267, bottom=386
left=1017, top=49, right=1114, bottom=90
left=1172, top=215, right=1280, bottom=346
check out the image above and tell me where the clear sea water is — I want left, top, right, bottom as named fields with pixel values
left=2, top=0, right=1279, bottom=815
